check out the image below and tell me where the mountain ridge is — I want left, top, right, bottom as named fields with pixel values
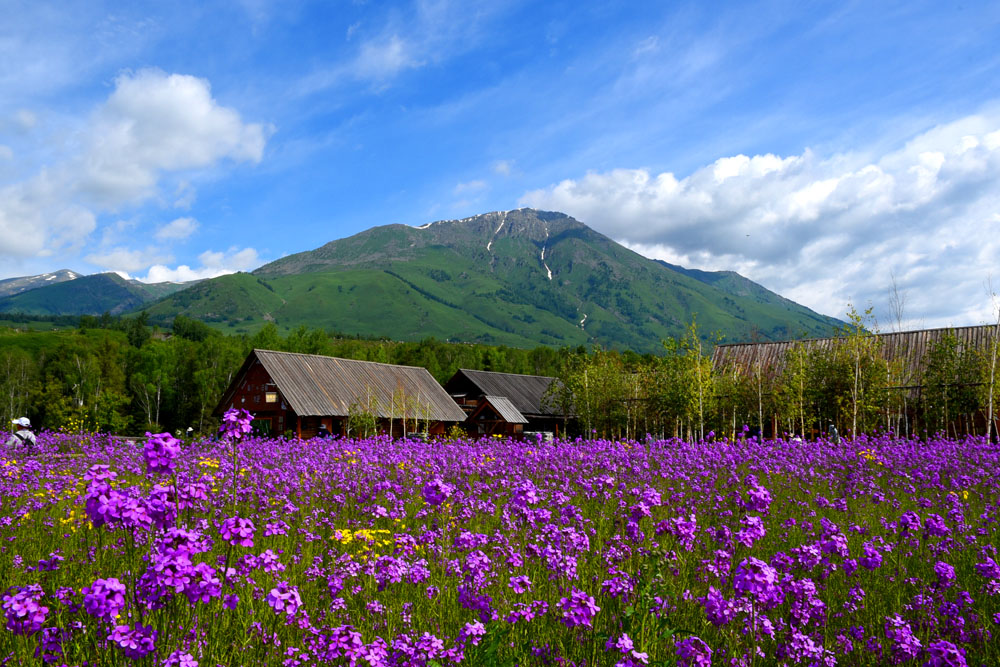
left=0, top=210, right=843, bottom=350
left=0, top=273, right=195, bottom=316
left=144, top=209, right=842, bottom=351
left=0, top=269, right=82, bottom=298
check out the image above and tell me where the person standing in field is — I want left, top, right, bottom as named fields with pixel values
left=5, top=417, right=37, bottom=453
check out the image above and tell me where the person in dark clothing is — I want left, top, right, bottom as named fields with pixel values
left=316, top=423, right=331, bottom=439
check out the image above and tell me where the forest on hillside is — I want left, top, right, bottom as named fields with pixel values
left=1, top=311, right=997, bottom=440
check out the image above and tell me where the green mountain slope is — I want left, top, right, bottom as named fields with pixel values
left=0, top=273, right=192, bottom=316
left=143, top=209, right=842, bottom=351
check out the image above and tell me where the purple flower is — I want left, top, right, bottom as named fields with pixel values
left=143, top=432, right=182, bottom=475
left=374, top=555, right=409, bottom=591
left=509, top=575, right=532, bottom=594
left=736, top=515, right=766, bottom=547
left=898, top=511, right=922, bottom=535
left=84, top=484, right=127, bottom=528
left=185, top=562, right=221, bottom=604
left=164, top=650, right=200, bottom=667
left=557, top=587, right=600, bottom=628
left=265, top=520, right=289, bottom=536
left=675, top=635, right=713, bottom=667
left=701, top=586, right=735, bottom=627
left=108, top=622, right=157, bottom=659
left=745, top=481, right=773, bottom=513
left=975, top=557, right=1000, bottom=579
left=266, top=581, right=302, bottom=617
left=884, top=615, right=922, bottom=663
left=84, top=464, right=117, bottom=482
left=35, top=626, right=71, bottom=663
left=82, top=577, right=127, bottom=620
left=860, top=541, right=883, bottom=570
left=422, top=478, right=454, bottom=506
left=924, top=514, right=950, bottom=538
left=606, top=633, right=634, bottom=653
left=219, top=407, right=253, bottom=440
left=460, top=620, right=486, bottom=646
left=220, top=516, right=255, bottom=548
left=1, top=584, right=48, bottom=635
left=924, top=640, right=966, bottom=667
left=36, top=552, right=64, bottom=572
left=934, top=561, right=956, bottom=588
left=512, top=480, right=541, bottom=507
left=670, top=514, right=698, bottom=551
left=733, top=557, right=781, bottom=606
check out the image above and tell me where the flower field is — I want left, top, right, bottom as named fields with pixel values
left=2, top=419, right=999, bottom=666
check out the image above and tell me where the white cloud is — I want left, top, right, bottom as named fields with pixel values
left=0, top=174, right=96, bottom=257
left=154, top=217, right=199, bottom=242
left=493, top=160, right=514, bottom=176
left=0, top=69, right=270, bottom=263
left=139, top=247, right=262, bottom=283
left=521, top=112, right=1000, bottom=329
left=297, top=1, right=512, bottom=92
left=355, top=34, right=422, bottom=80
left=85, top=246, right=171, bottom=273
left=453, top=180, right=487, bottom=195
left=14, top=110, right=37, bottom=131
left=78, top=69, right=270, bottom=207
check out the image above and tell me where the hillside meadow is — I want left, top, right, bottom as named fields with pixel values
left=1, top=417, right=997, bottom=665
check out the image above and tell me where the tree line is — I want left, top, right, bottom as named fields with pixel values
left=546, top=308, right=1000, bottom=441
left=3, top=308, right=999, bottom=440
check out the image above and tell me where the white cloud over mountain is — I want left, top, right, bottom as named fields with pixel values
left=0, top=69, right=269, bottom=276
left=521, top=112, right=1000, bottom=328
left=140, top=247, right=261, bottom=283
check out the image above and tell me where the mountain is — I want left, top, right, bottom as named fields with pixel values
left=0, top=273, right=193, bottom=316
left=0, top=269, right=82, bottom=298
left=142, top=209, right=842, bottom=351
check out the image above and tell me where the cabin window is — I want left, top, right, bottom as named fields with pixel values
left=265, top=392, right=278, bottom=403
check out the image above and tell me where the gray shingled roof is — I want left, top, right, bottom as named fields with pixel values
left=713, top=323, right=1000, bottom=384
left=451, top=369, right=564, bottom=417
left=481, top=395, right=528, bottom=423
left=222, top=350, right=467, bottom=421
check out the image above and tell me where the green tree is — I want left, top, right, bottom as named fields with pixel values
left=842, top=305, right=887, bottom=439
left=129, top=341, right=176, bottom=431
left=0, top=348, right=36, bottom=426
left=923, top=331, right=981, bottom=437
left=778, top=340, right=809, bottom=438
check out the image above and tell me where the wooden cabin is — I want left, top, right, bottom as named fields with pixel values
left=711, top=323, right=1000, bottom=437
left=444, top=368, right=570, bottom=438
left=215, top=349, right=467, bottom=438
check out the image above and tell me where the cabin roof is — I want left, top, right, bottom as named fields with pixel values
left=480, top=395, right=529, bottom=424
left=445, top=368, right=565, bottom=417
left=712, top=323, right=1000, bottom=381
left=217, top=349, right=467, bottom=421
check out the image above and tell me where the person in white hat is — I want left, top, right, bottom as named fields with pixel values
left=5, top=417, right=36, bottom=452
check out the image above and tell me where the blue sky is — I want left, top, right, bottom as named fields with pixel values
left=2, top=1, right=1000, bottom=328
